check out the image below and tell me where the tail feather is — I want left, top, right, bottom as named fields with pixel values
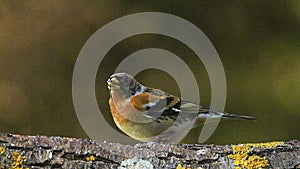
left=198, top=108, right=256, bottom=121
left=195, top=109, right=256, bottom=127
left=222, top=113, right=256, bottom=121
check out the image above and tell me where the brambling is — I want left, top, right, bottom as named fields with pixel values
left=107, top=72, right=256, bottom=143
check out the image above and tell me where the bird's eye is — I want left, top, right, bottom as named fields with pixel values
left=129, top=88, right=135, bottom=95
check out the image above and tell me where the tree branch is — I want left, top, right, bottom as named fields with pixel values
left=0, top=133, right=299, bottom=168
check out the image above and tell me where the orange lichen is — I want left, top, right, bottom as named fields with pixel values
left=176, top=164, right=191, bottom=169
left=86, top=155, right=95, bottom=161
left=228, top=141, right=284, bottom=169
left=11, top=151, right=29, bottom=169
left=0, top=146, right=5, bottom=155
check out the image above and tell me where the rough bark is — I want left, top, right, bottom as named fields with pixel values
left=0, top=133, right=299, bottom=169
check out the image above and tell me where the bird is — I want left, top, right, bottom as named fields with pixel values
left=107, top=72, right=256, bottom=143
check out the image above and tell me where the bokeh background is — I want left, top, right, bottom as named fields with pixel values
left=0, top=1, right=299, bottom=145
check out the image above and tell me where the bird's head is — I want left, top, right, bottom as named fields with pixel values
left=107, top=73, right=145, bottom=98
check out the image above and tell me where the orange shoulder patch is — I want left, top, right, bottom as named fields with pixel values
left=130, top=93, right=150, bottom=111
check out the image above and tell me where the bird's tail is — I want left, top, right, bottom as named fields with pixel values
left=198, top=108, right=256, bottom=121
left=195, top=109, right=256, bottom=127
left=221, top=113, right=256, bottom=121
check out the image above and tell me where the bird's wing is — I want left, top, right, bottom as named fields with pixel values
left=130, top=87, right=236, bottom=121
left=131, top=87, right=203, bottom=121
left=129, top=87, right=179, bottom=120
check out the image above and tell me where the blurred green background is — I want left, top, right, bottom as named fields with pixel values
left=0, top=1, right=299, bottom=145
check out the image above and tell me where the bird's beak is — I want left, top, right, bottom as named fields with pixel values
left=107, top=77, right=120, bottom=90
left=107, top=78, right=112, bottom=84
left=107, top=78, right=113, bottom=90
